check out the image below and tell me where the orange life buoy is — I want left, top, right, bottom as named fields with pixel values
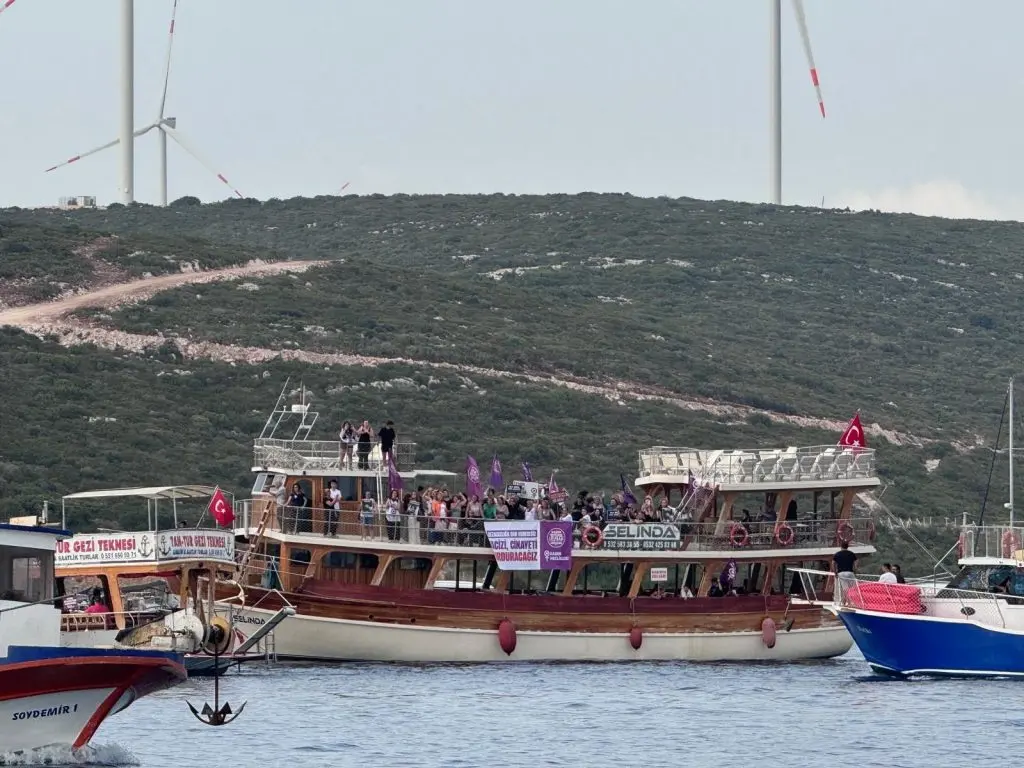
left=867, top=519, right=877, bottom=543
left=729, top=523, right=749, bottom=548
left=581, top=524, right=604, bottom=549
left=775, top=523, right=795, bottom=546
left=1002, top=530, right=1020, bottom=558
left=837, top=523, right=855, bottom=545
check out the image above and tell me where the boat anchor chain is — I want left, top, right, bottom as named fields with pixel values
left=186, top=618, right=247, bottom=726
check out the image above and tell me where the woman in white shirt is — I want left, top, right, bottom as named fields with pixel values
left=384, top=490, right=402, bottom=542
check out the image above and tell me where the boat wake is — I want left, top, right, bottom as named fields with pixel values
left=0, top=743, right=138, bottom=767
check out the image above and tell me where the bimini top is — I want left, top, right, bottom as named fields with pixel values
left=62, top=485, right=219, bottom=501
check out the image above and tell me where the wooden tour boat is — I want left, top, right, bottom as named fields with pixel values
left=54, top=486, right=292, bottom=676
left=219, top=393, right=881, bottom=663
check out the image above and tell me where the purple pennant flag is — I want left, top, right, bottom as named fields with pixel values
left=388, top=454, right=403, bottom=492
left=490, top=455, right=503, bottom=490
left=522, top=462, right=533, bottom=482
left=620, top=474, right=637, bottom=505
left=466, top=455, right=483, bottom=499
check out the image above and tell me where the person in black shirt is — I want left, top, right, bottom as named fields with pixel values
left=832, top=540, right=858, bottom=602
left=378, top=420, right=396, bottom=464
left=287, top=483, right=307, bottom=534
left=893, top=564, right=906, bottom=584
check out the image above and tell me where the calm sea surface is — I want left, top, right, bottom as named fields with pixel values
left=12, top=650, right=1022, bottom=767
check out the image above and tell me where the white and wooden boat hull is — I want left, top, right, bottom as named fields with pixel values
left=227, top=604, right=851, bottom=662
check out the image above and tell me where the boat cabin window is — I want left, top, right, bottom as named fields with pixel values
left=398, top=558, right=431, bottom=571
left=118, top=577, right=181, bottom=615
left=59, top=575, right=112, bottom=613
left=0, top=546, right=53, bottom=604
left=945, top=565, right=1024, bottom=597
left=252, top=473, right=284, bottom=495
left=325, top=551, right=357, bottom=569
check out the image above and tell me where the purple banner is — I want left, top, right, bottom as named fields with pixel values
left=539, top=520, right=573, bottom=570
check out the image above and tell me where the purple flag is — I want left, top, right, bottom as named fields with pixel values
left=725, top=558, right=738, bottom=587
left=620, top=474, right=637, bottom=505
left=490, top=455, right=504, bottom=490
left=388, top=454, right=403, bottom=492
left=522, top=462, right=533, bottom=482
left=466, top=455, right=483, bottom=498
left=539, top=521, right=573, bottom=569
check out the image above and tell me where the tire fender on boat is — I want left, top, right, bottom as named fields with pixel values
left=761, top=617, right=777, bottom=649
left=629, top=626, right=643, bottom=650
left=498, top=618, right=517, bottom=656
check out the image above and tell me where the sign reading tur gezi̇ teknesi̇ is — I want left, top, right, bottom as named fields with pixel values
left=600, top=523, right=682, bottom=551
left=484, top=521, right=573, bottom=571
left=55, top=530, right=235, bottom=567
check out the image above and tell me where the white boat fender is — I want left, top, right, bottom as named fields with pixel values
left=498, top=618, right=517, bottom=656
left=761, top=617, right=777, bottom=649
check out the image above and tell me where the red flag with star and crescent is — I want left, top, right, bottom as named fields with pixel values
left=209, top=487, right=234, bottom=527
left=838, top=413, right=867, bottom=450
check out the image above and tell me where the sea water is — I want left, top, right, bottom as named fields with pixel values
left=8, top=649, right=1021, bottom=767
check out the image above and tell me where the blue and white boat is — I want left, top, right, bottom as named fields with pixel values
left=0, top=520, right=186, bottom=754
left=834, top=377, right=1024, bottom=678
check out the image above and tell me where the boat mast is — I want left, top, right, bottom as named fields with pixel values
left=1010, top=377, right=1015, bottom=530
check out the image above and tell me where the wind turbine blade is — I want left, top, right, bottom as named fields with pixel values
left=44, top=124, right=158, bottom=173
left=161, top=124, right=243, bottom=198
left=791, top=0, right=826, bottom=118
left=157, top=0, right=180, bottom=120
left=0, top=0, right=18, bottom=18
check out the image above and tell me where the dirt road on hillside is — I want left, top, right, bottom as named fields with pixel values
left=0, top=259, right=327, bottom=325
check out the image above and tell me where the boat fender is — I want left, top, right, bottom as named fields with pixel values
left=1002, top=531, right=1021, bottom=558
left=498, top=618, right=517, bottom=656
left=581, top=525, right=604, bottom=549
left=761, top=617, right=777, bottom=649
left=774, top=523, right=795, bottom=547
left=729, top=523, right=749, bottom=548
left=629, top=626, right=643, bottom=650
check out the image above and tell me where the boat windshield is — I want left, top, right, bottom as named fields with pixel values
left=943, top=564, right=1024, bottom=597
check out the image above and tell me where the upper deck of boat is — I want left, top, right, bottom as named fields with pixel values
left=637, top=444, right=879, bottom=493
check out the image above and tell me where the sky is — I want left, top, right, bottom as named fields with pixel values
left=1, top=0, right=1023, bottom=220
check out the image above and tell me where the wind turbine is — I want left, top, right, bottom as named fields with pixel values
left=46, top=0, right=242, bottom=206
left=770, top=0, right=827, bottom=205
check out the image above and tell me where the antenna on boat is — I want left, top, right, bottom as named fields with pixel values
left=259, top=377, right=292, bottom=440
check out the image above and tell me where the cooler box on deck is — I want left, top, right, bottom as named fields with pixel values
left=846, top=582, right=924, bottom=615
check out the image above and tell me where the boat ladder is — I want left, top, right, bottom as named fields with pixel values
left=239, top=501, right=276, bottom=580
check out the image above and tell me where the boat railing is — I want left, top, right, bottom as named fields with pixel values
left=957, top=525, right=1024, bottom=560
left=836, top=576, right=1013, bottom=627
left=236, top=501, right=876, bottom=553
left=253, top=438, right=417, bottom=473
left=59, top=608, right=169, bottom=632
left=637, top=445, right=877, bottom=485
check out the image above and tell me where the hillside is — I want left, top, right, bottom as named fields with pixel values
left=1, top=193, right=1020, bottom=575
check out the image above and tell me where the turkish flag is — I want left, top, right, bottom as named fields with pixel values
left=209, top=488, right=234, bottom=527
left=838, top=413, right=867, bottom=449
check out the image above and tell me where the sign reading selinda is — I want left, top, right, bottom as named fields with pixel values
left=55, top=530, right=234, bottom=566
left=484, top=521, right=573, bottom=571
left=600, top=523, right=682, bottom=551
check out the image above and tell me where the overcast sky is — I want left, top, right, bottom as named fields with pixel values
left=2, top=0, right=1022, bottom=220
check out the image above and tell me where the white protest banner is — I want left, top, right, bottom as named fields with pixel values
left=484, top=521, right=540, bottom=570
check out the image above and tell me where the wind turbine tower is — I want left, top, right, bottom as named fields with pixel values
left=770, top=0, right=827, bottom=205
left=120, top=0, right=134, bottom=204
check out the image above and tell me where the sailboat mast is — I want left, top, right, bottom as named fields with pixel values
left=1010, top=377, right=1015, bottom=530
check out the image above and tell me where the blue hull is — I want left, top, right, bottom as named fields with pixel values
left=838, top=609, right=1024, bottom=677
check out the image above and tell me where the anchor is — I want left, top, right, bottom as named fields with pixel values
left=186, top=617, right=246, bottom=726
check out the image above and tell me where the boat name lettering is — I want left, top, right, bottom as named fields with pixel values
left=12, top=703, right=78, bottom=720
left=232, top=613, right=266, bottom=625
left=169, top=533, right=220, bottom=549
left=56, top=537, right=135, bottom=555
left=601, top=524, right=682, bottom=551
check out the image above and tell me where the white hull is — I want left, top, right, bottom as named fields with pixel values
left=227, top=604, right=852, bottom=662
left=0, top=687, right=121, bottom=754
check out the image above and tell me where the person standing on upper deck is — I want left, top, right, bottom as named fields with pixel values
left=378, top=420, right=397, bottom=466
left=356, top=421, right=372, bottom=470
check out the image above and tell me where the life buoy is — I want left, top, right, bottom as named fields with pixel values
left=629, top=626, right=643, bottom=650
left=498, top=618, right=517, bottom=656
left=775, top=523, right=795, bottom=546
left=1002, top=530, right=1021, bottom=558
left=837, top=523, right=855, bottom=545
left=729, top=523, right=749, bottom=548
left=761, top=617, right=777, bottom=649
left=867, top=519, right=877, bottom=543
left=581, top=525, right=604, bottom=549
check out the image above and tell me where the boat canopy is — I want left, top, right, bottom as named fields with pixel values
left=62, top=485, right=219, bottom=501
